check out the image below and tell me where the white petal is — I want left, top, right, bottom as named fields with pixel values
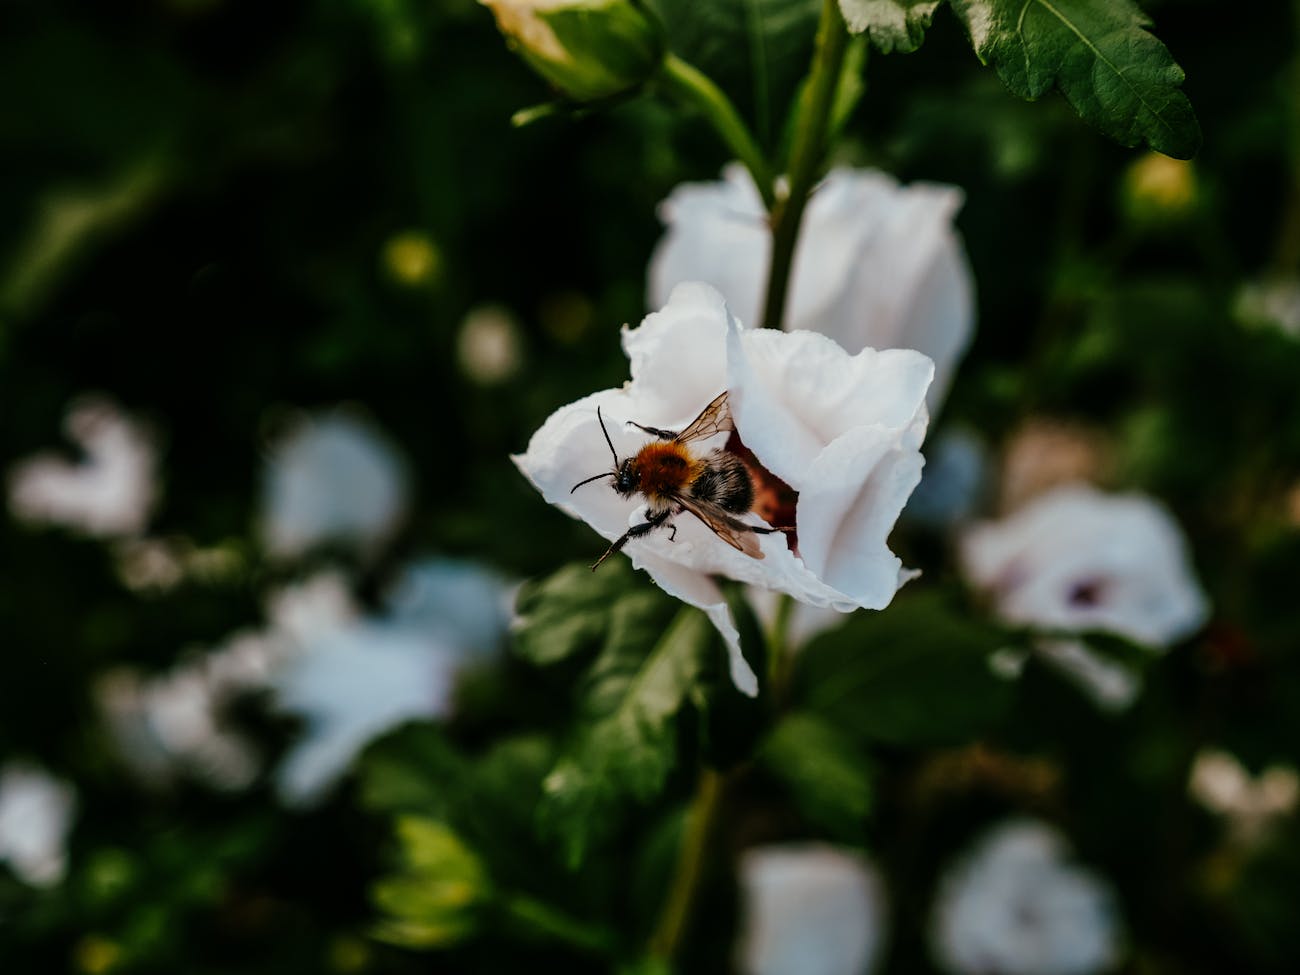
left=727, top=323, right=933, bottom=487
left=261, top=411, right=409, bottom=560
left=960, top=484, right=1209, bottom=649
left=931, top=820, right=1123, bottom=975
left=649, top=167, right=975, bottom=413
left=647, top=164, right=768, bottom=328
left=0, top=764, right=77, bottom=889
left=737, top=843, right=886, bottom=975
left=634, top=553, right=757, bottom=696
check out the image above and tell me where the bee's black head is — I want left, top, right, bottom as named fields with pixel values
left=613, top=457, right=639, bottom=497
left=571, top=405, right=637, bottom=496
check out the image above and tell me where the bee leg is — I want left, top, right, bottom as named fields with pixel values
left=590, top=509, right=672, bottom=570
left=626, top=420, right=678, bottom=441
left=666, top=523, right=678, bottom=542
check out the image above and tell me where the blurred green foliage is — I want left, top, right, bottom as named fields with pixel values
left=2, top=0, right=1300, bottom=972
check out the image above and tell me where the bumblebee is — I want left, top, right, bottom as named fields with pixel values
left=571, top=391, right=790, bottom=570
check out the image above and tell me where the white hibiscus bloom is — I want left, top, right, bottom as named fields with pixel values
left=0, top=763, right=77, bottom=888
left=931, top=820, right=1122, bottom=975
left=271, top=559, right=510, bottom=806
left=514, top=283, right=932, bottom=695
left=736, top=844, right=887, bottom=975
left=648, top=165, right=973, bottom=412
left=8, top=396, right=159, bottom=538
left=960, top=483, right=1208, bottom=648
left=260, top=411, right=409, bottom=560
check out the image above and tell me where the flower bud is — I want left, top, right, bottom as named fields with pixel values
left=479, top=0, right=665, bottom=102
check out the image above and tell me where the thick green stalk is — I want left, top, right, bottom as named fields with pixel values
left=658, top=54, right=777, bottom=210
left=646, top=767, right=723, bottom=960
left=760, top=0, right=850, bottom=329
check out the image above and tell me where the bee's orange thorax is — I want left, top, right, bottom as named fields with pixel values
left=632, top=441, right=698, bottom=501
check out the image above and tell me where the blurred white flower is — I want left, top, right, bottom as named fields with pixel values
left=99, top=539, right=509, bottom=804
left=97, top=629, right=291, bottom=792
left=960, top=483, right=1208, bottom=648
left=737, top=844, right=886, bottom=975
left=457, top=304, right=524, bottom=385
left=0, top=763, right=77, bottom=888
left=1236, top=276, right=1300, bottom=338
left=931, top=820, right=1122, bottom=975
left=8, top=396, right=159, bottom=538
left=1189, top=748, right=1299, bottom=844
left=1035, top=639, right=1141, bottom=713
left=271, top=559, right=510, bottom=806
left=260, top=411, right=409, bottom=560
left=649, top=165, right=973, bottom=411
left=514, top=283, right=932, bottom=695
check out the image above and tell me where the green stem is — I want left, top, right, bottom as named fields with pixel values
left=766, top=592, right=796, bottom=697
left=504, top=893, right=618, bottom=957
left=658, top=54, right=777, bottom=209
left=646, top=767, right=724, bottom=961
left=760, top=0, right=850, bottom=329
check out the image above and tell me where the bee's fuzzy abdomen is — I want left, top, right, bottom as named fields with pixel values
left=690, top=450, right=754, bottom=513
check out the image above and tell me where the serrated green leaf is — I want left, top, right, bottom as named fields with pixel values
left=512, top=560, right=640, bottom=666
left=838, top=0, right=940, bottom=53
left=540, top=607, right=714, bottom=868
left=760, top=712, right=874, bottom=839
left=949, top=0, right=1200, bottom=158
left=795, top=593, right=1013, bottom=745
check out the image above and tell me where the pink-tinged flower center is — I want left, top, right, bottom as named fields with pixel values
left=725, top=430, right=799, bottom=551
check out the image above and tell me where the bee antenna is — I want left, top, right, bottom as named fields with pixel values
left=570, top=471, right=613, bottom=494
left=596, top=406, right=619, bottom=465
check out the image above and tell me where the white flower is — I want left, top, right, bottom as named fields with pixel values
left=260, top=411, right=409, bottom=560
left=513, top=283, right=932, bottom=695
left=1034, top=638, right=1141, bottom=713
left=737, top=844, right=886, bottom=975
left=648, top=165, right=973, bottom=411
left=960, top=483, right=1208, bottom=649
left=931, top=820, right=1122, bottom=975
left=97, top=628, right=291, bottom=792
left=8, top=396, right=159, bottom=538
left=270, top=559, right=510, bottom=806
left=0, top=763, right=77, bottom=888
left=1189, top=748, right=1299, bottom=844
left=1235, top=276, right=1300, bottom=337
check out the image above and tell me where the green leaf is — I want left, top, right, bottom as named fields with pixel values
left=795, top=593, right=1014, bottom=745
left=371, top=817, right=489, bottom=950
left=540, top=606, right=714, bottom=868
left=838, top=0, right=941, bottom=53
left=649, top=0, right=821, bottom=147
left=759, top=712, right=874, bottom=839
left=949, top=0, right=1201, bottom=158
left=512, top=560, right=640, bottom=666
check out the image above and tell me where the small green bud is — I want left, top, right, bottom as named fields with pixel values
left=480, top=0, right=665, bottom=102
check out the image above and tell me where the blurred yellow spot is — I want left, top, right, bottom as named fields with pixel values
left=75, top=936, right=122, bottom=975
left=538, top=290, right=595, bottom=344
left=382, top=232, right=441, bottom=287
left=1123, top=152, right=1197, bottom=222
left=329, top=935, right=372, bottom=973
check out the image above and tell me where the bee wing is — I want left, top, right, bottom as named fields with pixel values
left=672, top=492, right=765, bottom=560
left=673, top=391, right=734, bottom=445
